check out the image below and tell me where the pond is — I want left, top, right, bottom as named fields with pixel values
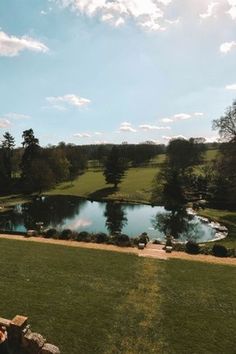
left=0, top=196, right=224, bottom=243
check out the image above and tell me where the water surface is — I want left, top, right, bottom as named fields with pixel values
left=0, top=196, right=217, bottom=242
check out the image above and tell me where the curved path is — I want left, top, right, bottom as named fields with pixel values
left=0, top=234, right=236, bottom=266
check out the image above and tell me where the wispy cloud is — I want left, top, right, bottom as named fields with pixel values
left=54, top=0, right=175, bottom=31
left=173, top=113, right=191, bottom=121
left=4, top=112, right=31, bottom=120
left=225, top=83, right=236, bottom=90
left=160, top=112, right=203, bottom=123
left=0, top=30, right=48, bottom=57
left=220, top=41, right=236, bottom=53
left=139, top=124, right=171, bottom=131
left=0, top=119, right=11, bottom=128
left=73, top=133, right=91, bottom=138
left=46, top=94, right=91, bottom=110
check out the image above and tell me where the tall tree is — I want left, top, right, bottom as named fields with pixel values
left=210, top=102, right=236, bottom=209
left=1, top=132, right=15, bottom=180
left=103, top=146, right=128, bottom=188
left=213, top=99, right=236, bottom=142
left=21, top=129, right=41, bottom=192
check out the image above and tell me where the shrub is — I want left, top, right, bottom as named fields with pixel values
left=113, top=233, right=131, bottom=247
left=59, top=229, right=73, bottom=240
left=95, top=233, right=108, bottom=244
left=44, top=228, right=58, bottom=239
left=212, top=244, right=228, bottom=257
left=75, top=231, right=90, bottom=242
left=185, top=241, right=200, bottom=255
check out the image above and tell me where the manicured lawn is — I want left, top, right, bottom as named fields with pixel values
left=0, top=238, right=236, bottom=354
left=159, top=259, right=236, bottom=354
left=47, top=167, right=158, bottom=203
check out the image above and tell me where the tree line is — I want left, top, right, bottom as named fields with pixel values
left=152, top=100, right=236, bottom=210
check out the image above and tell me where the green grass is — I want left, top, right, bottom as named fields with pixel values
left=0, top=239, right=236, bottom=354
left=199, top=208, right=236, bottom=248
left=204, top=148, right=219, bottom=162
left=159, top=259, right=236, bottom=354
left=47, top=167, right=158, bottom=203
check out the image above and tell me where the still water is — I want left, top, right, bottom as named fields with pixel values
left=0, top=196, right=217, bottom=242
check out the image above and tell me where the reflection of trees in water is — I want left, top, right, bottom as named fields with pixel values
left=4, top=196, right=86, bottom=230
left=152, top=208, right=196, bottom=240
left=104, top=202, right=128, bottom=234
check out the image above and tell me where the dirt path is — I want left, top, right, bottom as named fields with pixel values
left=0, top=234, right=236, bottom=266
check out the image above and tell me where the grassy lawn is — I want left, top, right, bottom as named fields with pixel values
left=0, top=239, right=235, bottom=354
left=47, top=167, right=158, bottom=203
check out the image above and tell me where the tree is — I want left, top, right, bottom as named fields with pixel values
left=152, top=138, right=205, bottom=208
left=1, top=132, right=15, bottom=178
left=210, top=100, right=236, bottom=209
left=213, top=99, right=236, bottom=142
left=103, top=146, right=128, bottom=188
left=21, top=129, right=41, bottom=192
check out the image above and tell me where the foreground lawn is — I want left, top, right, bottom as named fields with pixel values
left=0, top=239, right=236, bottom=354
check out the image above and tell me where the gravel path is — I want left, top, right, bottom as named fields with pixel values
left=0, top=234, right=236, bottom=266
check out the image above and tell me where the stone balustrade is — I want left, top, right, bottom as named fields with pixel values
left=0, top=315, right=60, bottom=354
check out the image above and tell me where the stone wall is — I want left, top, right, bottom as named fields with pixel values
left=0, top=315, right=60, bottom=354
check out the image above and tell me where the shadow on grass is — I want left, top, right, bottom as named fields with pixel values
left=88, top=187, right=117, bottom=200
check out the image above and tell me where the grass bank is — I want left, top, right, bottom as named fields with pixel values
left=199, top=208, right=236, bottom=248
left=0, top=238, right=235, bottom=354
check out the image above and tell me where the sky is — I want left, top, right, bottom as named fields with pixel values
left=0, top=0, right=236, bottom=147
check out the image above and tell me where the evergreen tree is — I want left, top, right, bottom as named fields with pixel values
left=1, top=131, right=15, bottom=182
left=103, top=146, right=128, bottom=188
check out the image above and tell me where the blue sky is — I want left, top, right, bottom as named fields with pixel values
left=0, top=0, right=236, bottom=146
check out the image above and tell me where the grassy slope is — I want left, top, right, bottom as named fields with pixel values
left=47, top=167, right=158, bottom=204
left=0, top=238, right=236, bottom=354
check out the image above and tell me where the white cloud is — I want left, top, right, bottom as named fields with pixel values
left=0, top=119, right=11, bottom=128
left=54, top=0, right=173, bottom=31
left=220, top=41, right=236, bottom=53
left=46, top=94, right=91, bottom=109
left=225, top=83, right=236, bottom=90
left=200, top=2, right=219, bottom=19
left=73, top=133, right=91, bottom=138
left=139, top=124, right=171, bottom=131
left=0, top=30, right=48, bottom=57
left=41, top=10, right=48, bottom=15
left=162, top=134, right=187, bottom=141
left=119, top=122, right=136, bottom=132
left=227, top=0, right=236, bottom=19
left=161, top=117, right=174, bottom=123
left=173, top=113, right=191, bottom=120
left=194, top=112, right=204, bottom=117
left=94, top=132, right=102, bottom=135
left=4, top=112, right=31, bottom=120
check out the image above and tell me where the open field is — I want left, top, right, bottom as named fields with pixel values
left=47, top=167, right=158, bottom=204
left=0, top=238, right=235, bottom=354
